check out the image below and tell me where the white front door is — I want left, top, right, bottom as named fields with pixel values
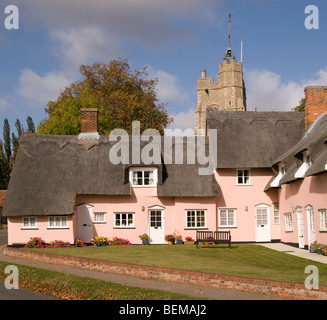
left=297, top=208, right=305, bottom=249
left=255, top=205, right=271, bottom=242
left=307, top=207, right=315, bottom=249
left=149, top=209, right=164, bottom=244
left=77, top=204, right=93, bottom=243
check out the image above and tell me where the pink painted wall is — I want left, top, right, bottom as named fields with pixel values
left=75, top=188, right=216, bottom=245
left=279, top=173, right=327, bottom=247
left=215, top=169, right=279, bottom=242
left=7, top=216, right=74, bottom=245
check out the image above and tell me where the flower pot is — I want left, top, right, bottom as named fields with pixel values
left=310, top=246, right=317, bottom=253
left=142, top=239, right=149, bottom=245
left=184, top=241, right=194, bottom=245
left=317, top=248, right=324, bottom=255
left=176, top=239, right=183, bottom=244
left=96, top=243, right=101, bottom=247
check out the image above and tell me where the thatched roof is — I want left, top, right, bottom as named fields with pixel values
left=265, top=113, right=327, bottom=190
left=206, top=110, right=305, bottom=169
left=3, top=133, right=219, bottom=217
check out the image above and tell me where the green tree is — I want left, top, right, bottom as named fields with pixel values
left=37, top=59, right=173, bottom=135
left=0, top=116, right=35, bottom=189
left=292, top=98, right=305, bottom=112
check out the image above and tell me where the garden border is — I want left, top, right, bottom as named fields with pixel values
left=3, top=247, right=327, bottom=300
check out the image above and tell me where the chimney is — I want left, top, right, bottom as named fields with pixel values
left=78, top=108, right=99, bottom=150
left=81, top=108, right=99, bottom=133
left=304, top=86, right=327, bottom=131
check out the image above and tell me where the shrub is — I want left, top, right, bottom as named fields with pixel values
left=91, top=236, right=109, bottom=246
left=109, top=237, right=132, bottom=245
left=23, top=237, right=48, bottom=248
left=49, top=240, right=72, bottom=248
left=74, top=239, right=87, bottom=247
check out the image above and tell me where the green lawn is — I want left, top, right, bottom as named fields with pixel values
left=28, top=244, right=327, bottom=285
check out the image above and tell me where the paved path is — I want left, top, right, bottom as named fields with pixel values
left=258, top=243, right=327, bottom=264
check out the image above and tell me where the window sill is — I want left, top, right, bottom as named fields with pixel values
left=113, top=227, right=135, bottom=229
left=21, top=228, right=38, bottom=230
left=47, top=227, right=70, bottom=230
left=319, top=230, right=327, bottom=233
left=235, top=184, right=252, bottom=186
left=219, top=226, right=237, bottom=228
left=184, top=227, right=208, bottom=230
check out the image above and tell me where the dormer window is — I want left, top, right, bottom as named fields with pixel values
left=295, top=151, right=312, bottom=178
left=130, top=168, right=157, bottom=187
left=270, top=163, right=286, bottom=188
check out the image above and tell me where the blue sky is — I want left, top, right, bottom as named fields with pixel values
left=0, top=0, right=326, bottom=134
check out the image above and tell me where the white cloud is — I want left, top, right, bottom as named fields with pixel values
left=50, top=27, right=125, bottom=71
left=0, top=98, right=10, bottom=112
left=18, top=69, right=70, bottom=108
left=165, top=108, right=195, bottom=135
left=245, top=66, right=327, bottom=111
left=148, top=68, right=190, bottom=104
left=22, top=0, right=220, bottom=46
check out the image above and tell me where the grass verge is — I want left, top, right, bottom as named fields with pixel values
left=0, top=261, right=206, bottom=300
left=27, top=244, right=327, bottom=285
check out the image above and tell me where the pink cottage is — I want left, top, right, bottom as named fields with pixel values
left=3, top=86, right=327, bottom=250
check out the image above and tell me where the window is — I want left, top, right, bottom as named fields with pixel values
left=270, top=164, right=286, bottom=188
left=219, top=209, right=236, bottom=227
left=22, top=217, right=37, bottom=229
left=186, top=210, right=206, bottom=228
left=295, top=151, right=312, bottom=178
left=48, top=216, right=68, bottom=228
left=319, top=209, right=327, bottom=231
left=237, top=169, right=250, bottom=185
left=94, top=212, right=106, bottom=223
left=284, top=213, right=293, bottom=232
left=114, top=213, right=134, bottom=228
left=130, top=168, right=157, bottom=186
left=273, top=203, right=280, bottom=224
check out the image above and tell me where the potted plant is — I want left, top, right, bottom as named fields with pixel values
left=310, top=241, right=318, bottom=253
left=139, top=233, right=149, bottom=245
left=317, top=243, right=324, bottom=255
left=91, top=236, right=109, bottom=247
left=173, top=231, right=183, bottom=244
left=184, top=236, right=195, bottom=245
left=165, top=234, right=176, bottom=245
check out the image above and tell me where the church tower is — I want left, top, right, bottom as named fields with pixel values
left=195, top=12, right=247, bottom=134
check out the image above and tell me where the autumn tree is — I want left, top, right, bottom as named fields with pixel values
left=37, top=59, right=173, bottom=135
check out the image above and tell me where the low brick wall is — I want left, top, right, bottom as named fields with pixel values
left=3, top=247, right=327, bottom=300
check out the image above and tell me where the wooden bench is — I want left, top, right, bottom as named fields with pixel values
left=196, top=231, right=231, bottom=248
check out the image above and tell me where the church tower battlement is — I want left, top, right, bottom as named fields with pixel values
left=195, top=12, right=247, bottom=135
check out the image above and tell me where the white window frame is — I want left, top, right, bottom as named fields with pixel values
left=93, top=212, right=106, bottom=223
left=273, top=203, right=280, bottom=224
left=129, top=168, right=157, bottom=187
left=114, top=212, right=135, bottom=228
left=219, top=208, right=236, bottom=227
left=236, top=169, right=251, bottom=185
left=284, top=213, right=293, bottom=232
left=48, top=216, right=68, bottom=229
left=319, top=209, right=327, bottom=231
left=22, top=216, right=37, bottom=229
left=185, top=210, right=206, bottom=229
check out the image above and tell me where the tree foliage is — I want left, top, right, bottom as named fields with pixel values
left=0, top=116, right=35, bottom=189
left=292, top=98, right=305, bottom=112
left=37, top=59, right=173, bottom=135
